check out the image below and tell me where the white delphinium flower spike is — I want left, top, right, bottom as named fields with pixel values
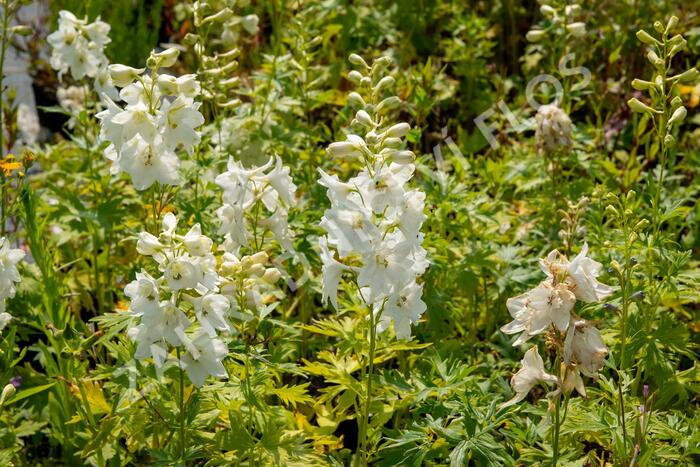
left=0, top=237, right=25, bottom=318
left=318, top=55, right=427, bottom=340
left=96, top=48, right=204, bottom=191
left=124, top=214, right=229, bottom=387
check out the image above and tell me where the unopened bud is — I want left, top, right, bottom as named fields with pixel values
left=386, top=122, right=410, bottom=138
left=374, top=76, right=395, bottom=93
left=672, top=68, right=699, bottom=83
left=603, top=303, right=619, bottom=312
left=664, top=134, right=675, bottom=147
left=151, top=47, right=180, bottom=68
left=389, top=150, right=415, bottom=164
left=108, top=64, right=145, bottom=87
left=183, top=33, right=200, bottom=46
left=262, top=268, right=282, bottom=283
left=627, top=98, right=656, bottom=114
left=348, top=92, right=365, bottom=108
left=11, top=25, right=32, bottom=36
left=665, top=16, right=679, bottom=35
left=202, top=8, right=233, bottom=25
left=348, top=54, right=369, bottom=69
left=328, top=141, right=359, bottom=158
left=526, top=29, right=546, bottom=42
left=250, top=263, right=265, bottom=277
left=540, top=5, right=555, bottom=17
left=376, top=96, right=401, bottom=113
left=670, top=96, right=683, bottom=109
left=347, top=70, right=363, bottom=84
left=636, top=29, right=658, bottom=45
left=0, top=384, right=15, bottom=406
left=667, top=106, right=687, bottom=126
left=355, top=110, right=374, bottom=128
left=631, top=79, right=652, bottom=91
left=241, top=15, right=259, bottom=35
left=249, top=251, right=268, bottom=265
left=566, top=22, right=586, bottom=38
left=630, top=290, right=645, bottom=302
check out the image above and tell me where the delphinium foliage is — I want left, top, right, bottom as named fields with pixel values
left=0, top=1, right=698, bottom=466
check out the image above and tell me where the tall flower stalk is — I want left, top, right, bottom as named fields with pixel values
left=319, top=54, right=427, bottom=465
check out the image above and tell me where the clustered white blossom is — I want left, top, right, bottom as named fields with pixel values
left=535, top=104, right=573, bottom=154
left=319, top=54, right=428, bottom=341
left=0, top=237, right=25, bottom=332
left=215, top=156, right=297, bottom=253
left=96, top=48, right=204, bottom=191
left=500, top=244, right=612, bottom=407
left=125, top=213, right=228, bottom=387
left=47, top=10, right=118, bottom=100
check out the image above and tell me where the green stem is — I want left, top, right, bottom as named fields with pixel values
left=361, top=309, right=377, bottom=466
left=553, top=393, right=561, bottom=467
left=177, top=347, right=186, bottom=461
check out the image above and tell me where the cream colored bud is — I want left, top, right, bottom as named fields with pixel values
left=250, top=251, right=268, bottom=265
left=386, top=122, right=410, bottom=138
left=667, top=106, right=687, bottom=126
left=328, top=142, right=359, bottom=158
left=566, top=22, right=586, bottom=38
left=151, top=48, right=180, bottom=68
left=670, top=96, right=683, bottom=109
left=156, top=74, right=178, bottom=94
left=348, top=92, right=366, bottom=108
left=382, top=137, right=402, bottom=149
left=242, top=15, right=259, bottom=35
left=355, top=110, right=374, bottom=128
left=183, top=33, right=200, bottom=46
left=374, top=76, right=395, bottom=93
left=664, top=134, right=675, bottom=146
left=262, top=268, right=282, bottom=283
left=250, top=263, right=265, bottom=277
left=348, top=70, right=364, bottom=84
left=540, top=5, right=555, bottom=16
left=526, top=29, right=546, bottom=42
left=202, top=8, right=233, bottom=25
left=108, top=64, right=145, bottom=87
left=390, top=150, right=416, bottom=164
left=0, top=384, right=15, bottom=406
left=376, top=96, right=401, bottom=113
left=631, top=79, right=652, bottom=91
left=565, top=5, right=581, bottom=16
left=349, top=54, right=369, bottom=69
left=665, top=16, right=679, bottom=34
left=11, top=25, right=32, bottom=36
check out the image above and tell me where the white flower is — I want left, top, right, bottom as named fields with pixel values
left=0, top=238, right=25, bottom=313
left=118, top=135, right=180, bottom=190
left=566, top=243, right=613, bottom=302
left=17, top=103, right=40, bottom=146
left=159, top=95, right=204, bottom=153
left=501, top=281, right=576, bottom=345
left=163, top=257, right=201, bottom=291
left=124, top=270, right=160, bottom=316
left=319, top=236, right=350, bottom=310
left=500, top=346, right=558, bottom=408
left=0, top=312, right=12, bottom=332
left=47, top=11, right=110, bottom=81
left=377, top=281, right=426, bottom=340
left=179, top=332, right=228, bottom=387
left=186, top=293, right=230, bottom=337
left=183, top=224, right=213, bottom=256
left=535, top=104, right=572, bottom=153
left=564, top=318, right=608, bottom=378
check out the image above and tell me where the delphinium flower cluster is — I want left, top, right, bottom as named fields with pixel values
left=526, top=1, right=586, bottom=43
left=96, top=49, right=204, bottom=190
left=535, top=103, right=573, bottom=154
left=500, top=244, right=612, bottom=407
left=47, top=10, right=118, bottom=100
left=125, top=213, right=229, bottom=387
left=319, top=54, right=428, bottom=341
left=214, top=156, right=294, bottom=320
left=0, top=237, right=24, bottom=332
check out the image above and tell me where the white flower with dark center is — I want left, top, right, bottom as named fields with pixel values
left=179, top=332, right=228, bottom=387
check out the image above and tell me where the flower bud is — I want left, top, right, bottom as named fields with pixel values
left=631, top=79, right=652, bottom=91
left=156, top=74, right=178, bottom=94
left=348, top=70, right=363, bottom=84
left=250, top=251, right=268, bottom=265
left=566, top=22, right=586, bottom=38
left=0, top=384, right=16, bottom=406
left=376, top=96, right=401, bottom=113
left=526, top=29, right=546, bottom=42
left=665, top=16, right=679, bottom=35
left=653, top=21, right=664, bottom=33
left=11, top=25, right=32, bottom=36
left=262, top=268, right=282, bottom=283
left=372, top=56, right=393, bottom=69
left=374, top=76, right=395, bottom=93
left=328, top=142, right=359, bottom=158
left=670, top=96, right=683, bottom=109
left=667, top=106, right=687, bottom=126
left=664, top=134, right=675, bottom=147
left=389, top=150, right=415, bottom=164
left=646, top=50, right=661, bottom=66
left=636, top=29, right=658, bottom=45
left=348, top=54, right=369, bottom=69
left=633, top=219, right=649, bottom=232
left=386, top=122, right=410, bottom=138
left=627, top=98, right=655, bottom=114
left=242, top=15, right=260, bottom=35
left=202, top=7, right=233, bottom=25
left=603, top=303, right=619, bottom=312
left=540, top=5, right=555, bottom=16
left=565, top=5, right=581, bottom=16
left=348, top=92, right=365, bottom=108
left=151, top=48, right=180, bottom=68
left=250, top=263, right=265, bottom=277
left=183, top=33, right=200, bottom=46
left=108, top=64, right=145, bottom=87
left=355, top=110, right=374, bottom=128
left=672, top=68, right=699, bottom=83
left=382, top=137, right=402, bottom=149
